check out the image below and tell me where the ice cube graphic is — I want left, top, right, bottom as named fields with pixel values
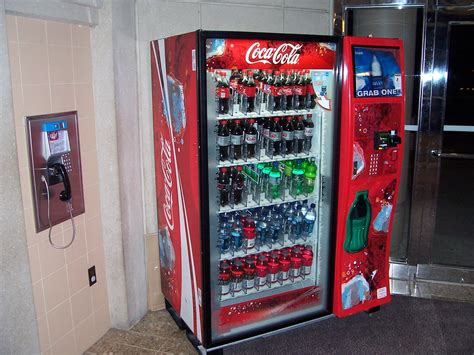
left=342, top=274, right=371, bottom=310
left=159, top=227, right=175, bottom=270
left=167, top=74, right=187, bottom=140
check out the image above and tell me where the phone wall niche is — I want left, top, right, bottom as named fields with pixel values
left=26, top=111, right=85, bottom=232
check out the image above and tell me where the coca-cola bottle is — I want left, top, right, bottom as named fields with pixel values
left=295, top=71, right=307, bottom=110
left=243, top=257, right=256, bottom=291
left=217, top=120, right=230, bottom=161
left=304, top=114, right=314, bottom=153
left=305, top=70, right=317, bottom=109
left=217, top=167, right=230, bottom=207
left=231, top=259, right=244, bottom=293
left=267, top=253, right=280, bottom=285
left=231, top=119, right=244, bottom=160
left=245, top=118, right=257, bottom=159
left=242, top=216, right=256, bottom=250
left=216, top=71, right=230, bottom=114
left=283, top=69, right=294, bottom=111
left=255, top=255, right=268, bottom=288
left=272, top=70, right=283, bottom=112
left=294, top=116, right=305, bottom=154
left=219, top=261, right=232, bottom=296
left=269, top=117, right=282, bottom=156
left=245, top=70, right=257, bottom=113
left=232, top=166, right=245, bottom=205
left=301, top=245, right=314, bottom=276
left=289, top=246, right=303, bottom=279
left=262, top=117, right=272, bottom=156
left=279, top=250, right=291, bottom=282
left=282, top=118, right=295, bottom=155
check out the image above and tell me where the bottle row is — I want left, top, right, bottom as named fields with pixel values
left=214, top=69, right=324, bottom=116
left=217, top=115, right=316, bottom=163
left=219, top=245, right=314, bottom=298
left=218, top=159, right=317, bottom=209
left=218, top=202, right=317, bottom=256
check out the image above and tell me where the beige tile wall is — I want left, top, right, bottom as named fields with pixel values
left=6, top=15, right=110, bottom=355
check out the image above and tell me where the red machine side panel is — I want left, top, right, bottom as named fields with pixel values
left=333, top=36, right=405, bottom=317
left=151, top=32, right=203, bottom=340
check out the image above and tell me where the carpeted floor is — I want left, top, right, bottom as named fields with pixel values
left=87, top=295, right=474, bottom=354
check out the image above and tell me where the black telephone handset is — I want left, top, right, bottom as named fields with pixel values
left=47, top=161, right=72, bottom=202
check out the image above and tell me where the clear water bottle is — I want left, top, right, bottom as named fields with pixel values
left=303, top=203, right=317, bottom=237
left=290, top=205, right=304, bottom=240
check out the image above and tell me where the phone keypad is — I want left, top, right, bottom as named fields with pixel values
left=62, top=153, right=73, bottom=174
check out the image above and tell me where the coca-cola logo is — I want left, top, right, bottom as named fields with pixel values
left=160, top=134, right=174, bottom=231
left=245, top=42, right=303, bottom=65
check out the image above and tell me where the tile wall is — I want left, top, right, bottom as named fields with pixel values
left=6, top=15, right=110, bottom=355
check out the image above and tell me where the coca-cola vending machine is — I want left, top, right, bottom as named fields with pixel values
left=151, top=31, right=404, bottom=353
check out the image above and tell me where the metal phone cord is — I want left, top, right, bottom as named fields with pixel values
left=41, top=175, right=76, bottom=249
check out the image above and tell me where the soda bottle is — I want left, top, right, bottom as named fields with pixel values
left=216, top=71, right=230, bottom=114
left=218, top=216, right=231, bottom=252
left=269, top=117, right=282, bottom=156
left=301, top=246, right=314, bottom=276
left=295, top=71, right=307, bottom=110
left=217, top=120, right=230, bottom=161
left=231, top=119, right=244, bottom=160
left=304, top=114, right=314, bottom=153
left=232, top=166, right=245, bottom=205
left=305, top=70, right=317, bottom=109
left=304, top=158, right=317, bottom=194
left=282, top=118, right=295, bottom=155
left=294, top=116, right=305, bottom=154
left=272, top=70, right=282, bottom=111
left=243, top=257, right=256, bottom=290
left=267, top=162, right=282, bottom=200
left=283, top=160, right=294, bottom=190
left=245, top=118, right=258, bottom=159
left=300, top=199, right=309, bottom=216
left=290, top=160, right=305, bottom=197
left=260, top=164, right=272, bottom=200
left=267, top=253, right=280, bottom=284
left=283, top=69, right=294, bottom=111
left=217, top=167, right=230, bottom=207
left=279, top=250, right=291, bottom=282
left=219, top=261, right=232, bottom=296
left=245, top=70, right=257, bottom=113
left=231, top=259, right=244, bottom=293
left=304, top=203, right=316, bottom=236
left=289, top=246, right=303, bottom=279
left=243, top=217, right=256, bottom=250
left=255, top=255, right=268, bottom=288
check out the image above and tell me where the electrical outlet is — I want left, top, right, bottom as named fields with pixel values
left=88, top=266, right=97, bottom=286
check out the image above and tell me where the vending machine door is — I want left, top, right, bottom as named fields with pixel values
left=200, top=31, right=342, bottom=346
left=333, top=36, right=405, bottom=317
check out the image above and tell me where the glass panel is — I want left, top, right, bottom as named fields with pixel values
left=432, top=24, right=474, bottom=267
left=205, top=37, right=338, bottom=342
left=347, top=7, right=424, bottom=262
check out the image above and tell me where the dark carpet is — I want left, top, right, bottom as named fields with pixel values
left=225, top=296, right=474, bottom=354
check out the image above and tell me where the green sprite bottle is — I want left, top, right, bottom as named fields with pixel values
left=304, top=158, right=317, bottom=194
left=290, top=159, right=305, bottom=197
left=283, top=160, right=294, bottom=189
left=267, top=162, right=282, bottom=200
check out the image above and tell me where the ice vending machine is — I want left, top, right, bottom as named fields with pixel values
left=151, top=31, right=404, bottom=351
left=333, top=36, right=404, bottom=317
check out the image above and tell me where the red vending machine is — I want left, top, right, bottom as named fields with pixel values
left=151, top=31, right=404, bottom=352
left=333, top=36, right=405, bottom=316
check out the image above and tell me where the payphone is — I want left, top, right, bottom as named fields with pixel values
left=26, top=111, right=85, bottom=249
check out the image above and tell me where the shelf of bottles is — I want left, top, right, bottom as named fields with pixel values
left=212, top=67, right=322, bottom=304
